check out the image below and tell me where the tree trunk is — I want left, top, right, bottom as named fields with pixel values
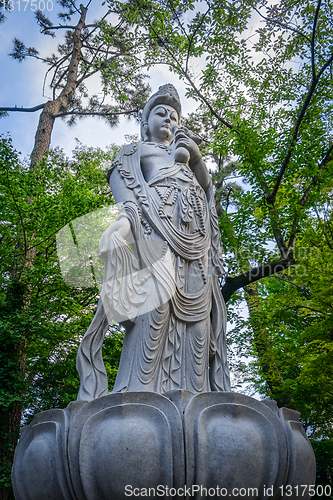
left=30, top=5, right=86, bottom=168
left=243, top=283, right=294, bottom=408
left=30, top=100, right=59, bottom=167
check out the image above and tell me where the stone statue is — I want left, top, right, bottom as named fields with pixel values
left=76, top=84, right=231, bottom=400
left=12, top=85, right=317, bottom=500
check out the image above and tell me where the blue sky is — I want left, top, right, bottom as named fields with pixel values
left=0, top=1, right=196, bottom=159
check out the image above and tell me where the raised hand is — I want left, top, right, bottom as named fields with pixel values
left=173, top=127, right=210, bottom=191
left=174, top=128, right=201, bottom=165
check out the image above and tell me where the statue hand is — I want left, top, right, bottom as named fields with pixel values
left=98, top=217, right=131, bottom=258
left=174, top=128, right=210, bottom=191
left=174, top=128, right=201, bottom=165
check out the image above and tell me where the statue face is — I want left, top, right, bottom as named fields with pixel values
left=147, top=104, right=179, bottom=145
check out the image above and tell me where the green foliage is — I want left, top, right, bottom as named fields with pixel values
left=0, top=136, right=123, bottom=491
left=251, top=215, right=333, bottom=428
left=103, top=324, right=125, bottom=391
left=312, top=439, right=333, bottom=497
left=228, top=213, right=333, bottom=485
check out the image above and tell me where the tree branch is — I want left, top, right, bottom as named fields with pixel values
left=252, top=5, right=312, bottom=44
left=268, top=205, right=289, bottom=256
left=137, top=6, right=234, bottom=130
left=52, top=66, right=70, bottom=99
left=40, top=23, right=96, bottom=32
left=286, top=305, right=326, bottom=315
left=185, top=5, right=211, bottom=74
left=266, top=77, right=319, bottom=205
left=316, top=51, right=333, bottom=81
left=42, top=54, right=70, bottom=98
left=264, top=4, right=333, bottom=206
left=0, top=104, right=45, bottom=113
left=77, top=40, right=106, bottom=84
left=222, top=256, right=293, bottom=303
left=311, top=0, right=322, bottom=80
left=55, top=108, right=139, bottom=118
left=68, top=0, right=81, bottom=15
left=168, top=0, right=190, bottom=42
left=155, top=58, right=234, bottom=130
left=285, top=143, right=333, bottom=250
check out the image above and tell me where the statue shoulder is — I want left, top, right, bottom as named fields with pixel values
left=121, top=141, right=141, bottom=157
left=107, top=142, right=142, bottom=183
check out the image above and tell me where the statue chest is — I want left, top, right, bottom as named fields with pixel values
left=140, top=142, right=173, bottom=183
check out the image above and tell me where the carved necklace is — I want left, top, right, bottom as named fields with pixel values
left=145, top=142, right=172, bottom=155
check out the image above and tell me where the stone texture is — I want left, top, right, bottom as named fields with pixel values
left=12, top=402, right=86, bottom=500
left=279, top=408, right=316, bottom=498
left=68, top=392, right=185, bottom=499
left=13, top=393, right=185, bottom=500
left=184, top=392, right=289, bottom=500
left=12, top=391, right=316, bottom=500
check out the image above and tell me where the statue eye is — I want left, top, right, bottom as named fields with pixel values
left=155, top=107, right=166, bottom=116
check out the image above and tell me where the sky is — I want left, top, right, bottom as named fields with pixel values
left=0, top=1, right=198, bottom=159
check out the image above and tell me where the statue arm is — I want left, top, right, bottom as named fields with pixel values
left=100, top=157, right=135, bottom=258
left=189, top=156, right=210, bottom=192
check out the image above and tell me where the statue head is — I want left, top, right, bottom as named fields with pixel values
left=141, top=84, right=181, bottom=143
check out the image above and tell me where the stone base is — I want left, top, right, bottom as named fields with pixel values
left=12, top=391, right=316, bottom=500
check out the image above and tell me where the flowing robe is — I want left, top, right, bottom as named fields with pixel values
left=76, top=142, right=230, bottom=401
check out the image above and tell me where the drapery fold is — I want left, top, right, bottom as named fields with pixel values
left=77, top=142, right=230, bottom=401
